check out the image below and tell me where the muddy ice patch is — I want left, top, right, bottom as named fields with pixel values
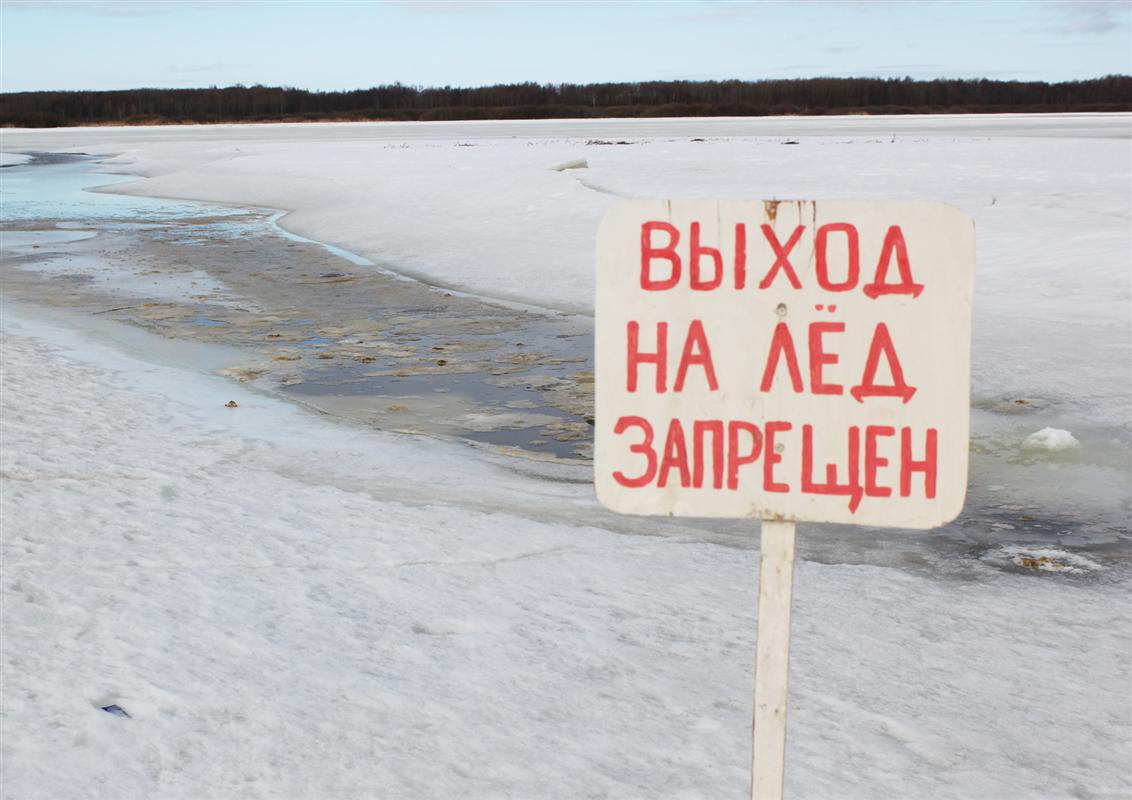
left=981, top=545, right=1105, bottom=575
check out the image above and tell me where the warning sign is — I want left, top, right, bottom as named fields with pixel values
left=595, top=200, right=975, bottom=528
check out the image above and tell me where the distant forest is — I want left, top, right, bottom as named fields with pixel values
left=2, top=76, right=1129, bottom=127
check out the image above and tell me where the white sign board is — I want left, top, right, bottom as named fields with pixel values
left=595, top=200, right=975, bottom=528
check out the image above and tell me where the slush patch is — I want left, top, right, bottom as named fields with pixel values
left=100, top=704, right=130, bottom=718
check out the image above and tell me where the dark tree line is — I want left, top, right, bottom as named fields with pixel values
left=2, top=76, right=1128, bottom=127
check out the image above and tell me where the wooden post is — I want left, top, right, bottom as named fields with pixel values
left=751, top=519, right=796, bottom=800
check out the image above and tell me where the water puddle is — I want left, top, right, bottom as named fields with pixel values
left=1, top=153, right=594, bottom=462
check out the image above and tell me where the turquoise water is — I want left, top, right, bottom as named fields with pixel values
left=0, top=154, right=245, bottom=224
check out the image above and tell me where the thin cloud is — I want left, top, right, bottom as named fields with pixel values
left=1042, top=0, right=1130, bottom=34
left=2, top=1, right=253, bottom=16
left=873, top=63, right=943, bottom=70
left=766, top=64, right=1042, bottom=80
left=164, top=61, right=252, bottom=75
left=676, top=1, right=758, bottom=24
left=387, top=0, right=501, bottom=14
left=770, top=64, right=837, bottom=72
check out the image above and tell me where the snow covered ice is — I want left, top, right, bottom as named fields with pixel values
left=2, top=116, right=1130, bottom=798
left=1023, top=426, right=1081, bottom=451
left=0, top=152, right=31, bottom=167
left=3, top=305, right=1128, bottom=800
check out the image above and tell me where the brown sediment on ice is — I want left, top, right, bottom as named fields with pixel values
left=0, top=211, right=595, bottom=463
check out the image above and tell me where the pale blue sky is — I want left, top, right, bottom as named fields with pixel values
left=1, top=1, right=1129, bottom=92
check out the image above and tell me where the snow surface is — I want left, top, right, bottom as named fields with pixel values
left=0, top=152, right=31, bottom=167
left=2, top=115, right=1129, bottom=314
left=2, top=306, right=1129, bottom=800
left=4, top=117, right=1128, bottom=404
left=3, top=116, right=1130, bottom=797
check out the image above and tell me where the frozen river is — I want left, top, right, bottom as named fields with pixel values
left=1, top=116, right=1129, bottom=799
left=3, top=121, right=1128, bottom=570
